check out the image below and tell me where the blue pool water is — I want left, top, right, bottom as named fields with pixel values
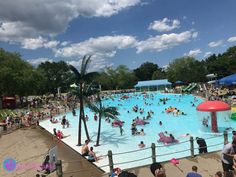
left=40, top=92, right=233, bottom=172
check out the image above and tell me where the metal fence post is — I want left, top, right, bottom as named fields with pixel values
left=151, top=143, right=156, bottom=163
left=108, top=150, right=114, bottom=175
left=224, top=131, right=228, bottom=145
left=55, top=160, right=63, bottom=177
left=190, top=136, right=194, bottom=157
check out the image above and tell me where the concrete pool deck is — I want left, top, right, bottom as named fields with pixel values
left=0, top=127, right=223, bottom=177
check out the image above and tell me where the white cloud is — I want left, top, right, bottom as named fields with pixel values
left=22, top=37, right=46, bottom=50
left=204, top=52, right=212, bottom=58
left=55, top=35, right=137, bottom=59
left=44, top=40, right=59, bottom=49
left=192, top=32, right=198, bottom=38
left=208, top=40, right=223, bottom=47
left=27, top=58, right=53, bottom=65
left=227, top=36, right=236, bottom=42
left=21, top=36, right=59, bottom=50
left=185, top=49, right=202, bottom=57
left=56, top=35, right=137, bottom=71
left=148, top=18, right=180, bottom=32
left=61, top=41, right=70, bottom=46
left=0, top=0, right=141, bottom=42
left=136, top=30, right=198, bottom=53
left=0, top=21, right=37, bottom=42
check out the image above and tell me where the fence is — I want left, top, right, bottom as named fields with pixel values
left=53, top=130, right=229, bottom=177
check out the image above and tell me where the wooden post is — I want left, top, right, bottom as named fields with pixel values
left=0, top=126, right=2, bottom=138
left=190, top=136, right=194, bottom=157
left=55, top=160, right=63, bottom=177
left=108, top=150, right=114, bottom=175
left=224, top=131, right=228, bottom=145
left=151, top=143, right=156, bottom=163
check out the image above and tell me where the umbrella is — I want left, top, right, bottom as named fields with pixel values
left=218, top=73, right=236, bottom=86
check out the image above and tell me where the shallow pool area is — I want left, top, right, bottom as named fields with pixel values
left=40, top=92, right=234, bottom=172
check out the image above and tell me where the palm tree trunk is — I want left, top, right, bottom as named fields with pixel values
left=80, top=83, right=90, bottom=141
left=96, top=94, right=102, bottom=146
left=82, top=106, right=90, bottom=141
left=96, top=113, right=102, bottom=146
left=78, top=92, right=82, bottom=146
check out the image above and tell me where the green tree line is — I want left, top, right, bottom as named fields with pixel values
left=1, top=46, right=236, bottom=96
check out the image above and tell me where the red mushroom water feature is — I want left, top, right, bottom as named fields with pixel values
left=196, top=101, right=231, bottom=132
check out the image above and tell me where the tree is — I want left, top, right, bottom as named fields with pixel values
left=167, top=57, right=207, bottom=83
left=97, top=65, right=137, bottom=90
left=0, top=48, right=39, bottom=96
left=37, top=61, right=73, bottom=95
left=86, top=92, right=119, bottom=146
left=204, top=46, right=236, bottom=78
left=69, top=55, right=97, bottom=146
left=152, top=69, right=166, bottom=80
left=134, top=62, right=160, bottom=81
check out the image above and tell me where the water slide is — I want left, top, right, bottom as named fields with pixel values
left=182, top=83, right=192, bottom=92
left=187, top=83, right=197, bottom=92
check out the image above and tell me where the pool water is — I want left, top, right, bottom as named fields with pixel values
left=40, top=92, right=233, bottom=172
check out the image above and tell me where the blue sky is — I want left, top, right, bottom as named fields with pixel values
left=0, top=0, right=236, bottom=71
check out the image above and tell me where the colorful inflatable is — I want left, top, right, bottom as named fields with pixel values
left=120, top=95, right=129, bottom=100
left=158, top=132, right=179, bottom=144
left=170, top=158, right=179, bottom=165
left=232, top=107, right=236, bottom=112
left=231, top=113, right=236, bottom=120
left=135, top=119, right=149, bottom=125
left=112, top=120, right=124, bottom=127
left=160, top=98, right=169, bottom=102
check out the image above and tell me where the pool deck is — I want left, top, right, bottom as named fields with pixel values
left=0, top=127, right=223, bottom=177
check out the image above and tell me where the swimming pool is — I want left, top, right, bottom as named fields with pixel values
left=40, top=92, right=233, bottom=172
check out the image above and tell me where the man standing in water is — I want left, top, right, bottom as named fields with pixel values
left=119, top=125, right=124, bottom=136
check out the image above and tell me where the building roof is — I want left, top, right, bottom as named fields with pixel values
left=134, top=79, right=171, bottom=87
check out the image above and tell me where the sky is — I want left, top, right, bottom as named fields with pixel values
left=0, top=0, right=236, bottom=71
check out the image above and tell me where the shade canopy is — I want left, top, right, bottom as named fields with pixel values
left=218, top=73, right=236, bottom=86
left=196, top=101, right=231, bottom=112
left=134, top=79, right=171, bottom=87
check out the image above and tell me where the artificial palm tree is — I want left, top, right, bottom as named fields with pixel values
left=87, top=92, right=119, bottom=146
left=69, top=55, right=97, bottom=146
